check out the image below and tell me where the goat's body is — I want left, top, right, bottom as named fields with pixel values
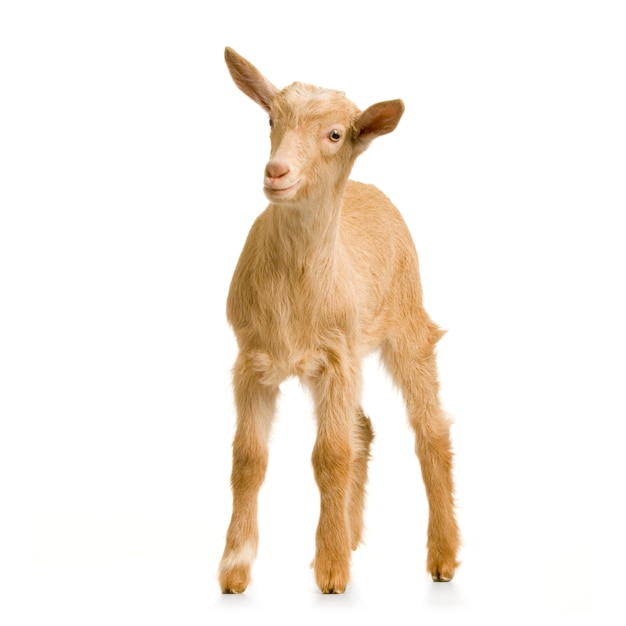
left=219, top=48, right=460, bottom=595
left=228, top=181, right=433, bottom=378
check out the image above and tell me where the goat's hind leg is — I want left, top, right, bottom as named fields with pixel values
left=219, top=353, right=279, bottom=593
left=382, top=326, right=460, bottom=582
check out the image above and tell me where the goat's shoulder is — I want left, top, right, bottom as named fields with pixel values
left=342, top=180, right=404, bottom=222
left=340, top=180, right=412, bottom=248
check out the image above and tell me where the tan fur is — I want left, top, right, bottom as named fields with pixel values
left=219, top=47, right=460, bottom=594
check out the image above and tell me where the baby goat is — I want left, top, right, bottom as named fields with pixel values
left=219, top=47, right=460, bottom=594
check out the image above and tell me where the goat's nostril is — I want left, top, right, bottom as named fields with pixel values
left=266, top=161, right=290, bottom=180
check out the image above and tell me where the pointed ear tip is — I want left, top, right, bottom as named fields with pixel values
left=224, top=47, right=243, bottom=64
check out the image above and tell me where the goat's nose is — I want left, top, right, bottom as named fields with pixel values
left=265, top=160, right=290, bottom=180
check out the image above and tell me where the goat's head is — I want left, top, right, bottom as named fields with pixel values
left=224, top=47, right=404, bottom=205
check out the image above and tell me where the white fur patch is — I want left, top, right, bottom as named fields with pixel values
left=220, top=541, right=257, bottom=571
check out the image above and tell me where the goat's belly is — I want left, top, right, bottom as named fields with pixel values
left=233, top=287, right=372, bottom=384
left=241, top=308, right=358, bottom=385
left=235, top=301, right=389, bottom=387
left=244, top=343, right=337, bottom=387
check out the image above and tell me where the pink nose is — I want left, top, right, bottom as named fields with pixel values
left=265, top=160, right=290, bottom=180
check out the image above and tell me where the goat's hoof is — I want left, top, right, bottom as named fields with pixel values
left=314, top=555, right=349, bottom=594
left=219, top=564, right=250, bottom=594
left=427, top=555, right=458, bottom=583
left=320, top=579, right=347, bottom=595
left=429, top=564, right=456, bottom=583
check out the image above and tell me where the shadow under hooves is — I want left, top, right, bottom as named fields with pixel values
left=426, top=578, right=466, bottom=610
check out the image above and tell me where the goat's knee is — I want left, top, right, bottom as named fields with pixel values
left=230, top=441, right=268, bottom=495
left=312, top=438, right=352, bottom=493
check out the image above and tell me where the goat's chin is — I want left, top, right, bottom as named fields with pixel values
left=263, top=181, right=302, bottom=202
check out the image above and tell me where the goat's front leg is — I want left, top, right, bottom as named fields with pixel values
left=308, top=354, right=360, bottom=594
left=219, top=353, right=279, bottom=594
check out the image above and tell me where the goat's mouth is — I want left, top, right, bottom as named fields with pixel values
left=263, top=180, right=301, bottom=200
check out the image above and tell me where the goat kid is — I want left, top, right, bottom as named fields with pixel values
left=219, top=47, right=460, bottom=594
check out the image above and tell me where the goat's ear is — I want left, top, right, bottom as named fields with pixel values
left=354, top=99, right=405, bottom=150
left=224, top=47, right=279, bottom=113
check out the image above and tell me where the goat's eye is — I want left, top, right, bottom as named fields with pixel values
left=329, top=129, right=342, bottom=142
left=269, top=118, right=274, bottom=128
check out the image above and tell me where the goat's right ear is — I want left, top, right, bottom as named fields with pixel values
left=224, top=47, right=279, bottom=113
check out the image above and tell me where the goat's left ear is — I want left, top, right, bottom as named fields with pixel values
left=354, top=99, right=405, bottom=151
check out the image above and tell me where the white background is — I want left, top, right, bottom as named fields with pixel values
left=2, top=1, right=625, bottom=624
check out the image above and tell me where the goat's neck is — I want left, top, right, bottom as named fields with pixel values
left=267, top=185, right=345, bottom=270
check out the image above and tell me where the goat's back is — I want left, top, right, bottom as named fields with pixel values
left=340, top=180, right=424, bottom=333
